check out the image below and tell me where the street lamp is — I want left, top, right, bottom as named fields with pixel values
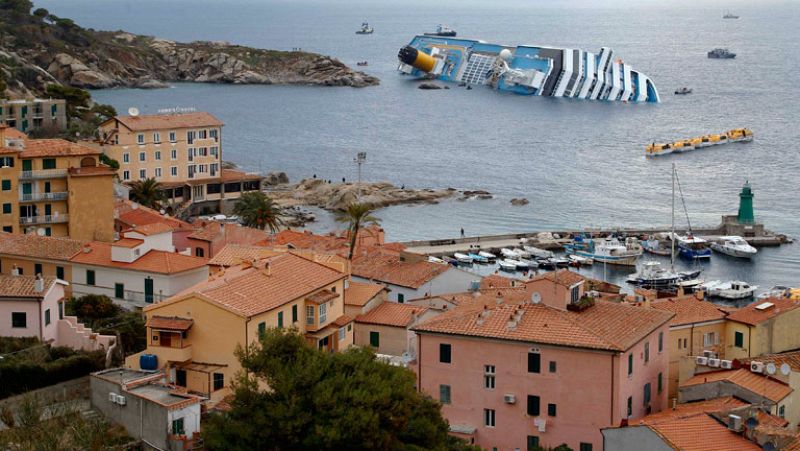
left=354, top=152, right=366, bottom=200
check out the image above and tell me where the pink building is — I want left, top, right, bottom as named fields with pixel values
left=412, top=270, right=674, bottom=451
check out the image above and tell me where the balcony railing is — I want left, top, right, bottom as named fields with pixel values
left=19, top=169, right=68, bottom=180
left=19, top=192, right=68, bottom=202
left=19, top=214, right=69, bottom=225
left=152, top=344, right=193, bottom=363
left=124, top=290, right=167, bottom=304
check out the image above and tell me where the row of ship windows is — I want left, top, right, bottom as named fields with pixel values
left=122, top=163, right=219, bottom=181
left=121, top=147, right=219, bottom=163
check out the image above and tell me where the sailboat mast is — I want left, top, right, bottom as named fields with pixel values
left=671, top=163, right=676, bottom=270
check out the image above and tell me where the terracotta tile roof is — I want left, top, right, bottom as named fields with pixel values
left=527, top=269, right=585, bottom=288
left=70, top=242, right=208, bottom=274
left=755, top=409, right=790, bottom=429
left=269, top=229, right=348, bottom=254
left=0, top=275, right=57, bottom=298
left=739, top=350, right=800, bottom=373
left=634, top=397, right=748, bottom=425
left=480, top=274, right=524, bottom=290
left=651, top=295, right=728, bottom=326
left=147, top=316, right=194, bottom=331
left=645, top=412, right=760, bottom=451
left=187, top=222, right=269, bottom=245
left=208, top=244, right=282, bottom=267
left=351, top=250, right=450, bottom=289
left=356, top=302, right=428, bottom=328
left=682, top=369, right=792, bottom=402
left=0, top=232, right=86, bottom=261
left=220, top=169, right=262, bottom=182
left=306, top=289, right=338, bottom=305
left=162, top=253, right=345, bottom=317
left=344, top=281, right=386, bottom=307
left=114, top=238, right=144, bottom=248
left=332, top=315, right=353, bottom=327
left=2, top=126, right=27, bottom=140
left=128, top=223, right=173, bottom=236
left=116, top=200, right=193, bottom=232
left=726, top=297, right=800, bottom=326
left=19, top=139, right=101, bottom=158
left=111, top=112, right=223, bottom=131
left=414, top=298, right=672, bottom=352
left=67, top=165, right=116, bottom=177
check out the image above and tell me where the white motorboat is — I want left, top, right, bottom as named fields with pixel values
left=478, top=251, right=497, bottom=261
left=566, top=236, right=642, bottom=266
left=428, top=256, right=446, bottom=264
left=515, top=248, right=532, bottom=258
left=501, top=248, right=522, bottom=259
left=517, top=258, right=539, bottom=269
left=523, top=245, right=554, bottom=259
left=568, top=255, right=593, bottom=266
left=710, top=236, right=757, bottom=259
left=502, top=259, right=528, bottom=270
left=702, top=280, right=758, bottom=299
left=453, top=253, right=473, bottom=264
left=498, top=259, right=518, bottom=272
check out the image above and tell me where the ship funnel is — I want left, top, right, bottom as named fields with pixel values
left=398, top=45, right=436, bottom=73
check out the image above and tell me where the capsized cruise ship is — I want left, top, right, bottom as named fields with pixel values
left=397, top=35, right=660, bottom=103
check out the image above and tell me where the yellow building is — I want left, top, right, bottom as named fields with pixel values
left=724, top=297, right=800, bottom=360
left=0, top=127, right=115, bottom=241
left=649, top=293, right=728, bottom=406
left=125, top=253, right=354, bottom=403
left=91, top=112, right=262, bottom=216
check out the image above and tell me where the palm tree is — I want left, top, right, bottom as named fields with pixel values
left=233, top=191, right=283, bottom=233
left=128, top=178, right=164, bottom=210
left=336, top=202, right=380, bottom=260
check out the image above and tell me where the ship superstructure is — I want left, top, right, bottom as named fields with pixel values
left=397, top=35, right=660, bottom=103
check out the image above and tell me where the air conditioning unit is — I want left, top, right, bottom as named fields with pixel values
left=751, top=361, right=764, bottom=373
left=728, top=414, right=743, bottom=432
left=116, top=395, right=126, bottom=406
left=108, top=392, right=117, bottom=402
left=695, top=356, right=708, bottom=366
left=720, top=360, right=733, bottom=369
left=503, top=394, right=516, bottom=404
left=708, top=358, right=721, bottom=368
left=703, top=350, right=717, bottom=359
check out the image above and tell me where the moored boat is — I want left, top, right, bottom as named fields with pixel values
left=642, top=236, right=672, bottom=256
left=565, top=236, right=642, bottom=266
left=424, top=24, right=457, bottom=37
left=501, top=248, right=522, bottom=259
left=428, top=256, right=446, bottom=264
left=478, top=251, right=497, bottom=261
left=676, top=235, right=712, bottom=260
left=568, top=254, right=593, bottom=266
left=498, top=259, right=518, bottom=272
left=523, top=245, right=554, bottom=259
left=518, top=257, right=539, bottom=269
left=702, top=280, right=757, bottom=299
left=646, top=128, right=753, bottom=156
left=710, top=236, right=757, bottom=258
left=468, top=252, right=489, bottom=263
left=453, top=252, right=473, bottom=264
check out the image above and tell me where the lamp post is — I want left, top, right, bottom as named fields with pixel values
left=354, top=152, right=366, bottom=200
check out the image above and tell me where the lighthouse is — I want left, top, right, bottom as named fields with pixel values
left=737, top=181, right=754, bottom=224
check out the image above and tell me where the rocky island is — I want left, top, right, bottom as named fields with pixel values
left=0, top=2, right=378, bottom=97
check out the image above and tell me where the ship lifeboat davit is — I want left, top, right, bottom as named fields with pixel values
left=398, top=45, right=436, bottom=73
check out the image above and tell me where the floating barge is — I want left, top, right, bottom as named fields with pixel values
left=646, top=128, right=753, bottom=156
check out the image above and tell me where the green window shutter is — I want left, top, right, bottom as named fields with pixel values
left=51, top=104, right=57, bottom=115
left=86, top=270, right=95, bottom=285
left=397, top=293, right=404, bottom=303
left=56, top=266, right=64, bottom=280
left=258, top=322, right=266, bottom=339
left=658, top=372, right=663, bottom=393
left=628, top=354, right=633, bottom=375
left=34, top=263, right=42, bottom=275
left=369, top=331, right=380, bottom=347
left=45, top=309, right=51, bottom=326
left=43, top=159, right=56, bottom=170
left=21, top=106, right=27, bottom=117
left=22, top=160, right=32, bottom=171
left=1, top=180, right=10, bottom=190
left=527, top=395, right=540, bottom=416
left=735, top=331, right=744, bottom=347
left=528, top=352, right=541, bottom=373
left=292, top=304, right=298, bottom=322
left=439, top=343, right=451, bottom=363
left=548, top=403, right=557, bottom=417
left=278, top=312, right=284, bottom=328
left=644, top=383, right=651, bottom=405
left=115, top=283, right=124, bottom=299
left=21, top=120, right=28, bottom=131
left=2, top=203, right=10, bottom=214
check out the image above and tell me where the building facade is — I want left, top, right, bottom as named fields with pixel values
left=724, top=297, right=800, bottom=360
left=0, top=98, right=67, bottom=133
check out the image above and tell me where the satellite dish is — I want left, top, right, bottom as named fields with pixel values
left=36, top=228, right=46, bottom=236
left=128, top=107, right=140, bottom=117
left=766, top=363, right=777, bottom=375
left=531, top=292, right=541, bottom=304
left=780, top=363, right=791, bottom=376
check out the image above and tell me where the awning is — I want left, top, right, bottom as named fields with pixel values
left=178, top=362, right=227, bottom=374
left=147, top=316, right=194, bottom=331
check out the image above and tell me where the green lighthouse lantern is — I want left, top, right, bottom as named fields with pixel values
left=737, top=181, right=754, bottom=224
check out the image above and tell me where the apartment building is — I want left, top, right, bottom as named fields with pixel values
left=412, top=270, right=674, bottom=451
left=92, top=112, right=262, bottom=215
left=724, top=297, right=800, bottom=360
left=0, top=98, right=67, bottom=133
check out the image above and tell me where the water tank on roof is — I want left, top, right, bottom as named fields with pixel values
left=140, top=354, right=158, bottom=371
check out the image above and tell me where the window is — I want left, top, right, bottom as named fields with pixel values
left=0, top=157, right=13, bottom=167
left=484, top=409, right=495, bottom=427
left=171, top=148, right=177, bottom=160
left=528, top=352, right=541, bottom=373
left=86, top=269, right=95, bottom=286
left=397, top=293, right=404, bottom=303
left=123, top=153, right=130, bottom=163
left=11, top=312, right=26, bottom=328
left=658, top=372, right=663, bottom=393
left=44, top=182, right=50, bottom=193
left=658, top=332, right=664, bottom=352
left=292, top=305, right=298, bottom=323
left=779, top=405, right=786, bottom=418
left=198, top=129, right=207, bottom=140
left=1, top=180, right=10, bottom=190
left=644, top=342, right=650, bottom=363
left=683, top=338, right=688, bottom=349
left=439, top=343, right=451, bottom=363
left=169, top=131, right=176, bottom=143
left=2, top=203, right=10, bottom=214
left=549, top=361, right=557, bottom=373
left=527, top=395, right=540, bottom=416
left=704, top=332, right=718, bottom=347
left=338, top=327, right=345, bottom=341
left=570, top=285, right=579, bottom=303
left=199, top=147, right=207, bottom=157
left=484, top=365, right=495, bottom=389
left=580, top=444, right=593, bottom=451
left=319, top=303, right=327, bottom=324
left=209, top=129, right=218, bottom=141
left=139, top=169, right=146, bottom=179
left=439, top=384, right=451, bottom=404
left=137, top=133, right=144, bottom=144
left=122, top=170, right=131, bottom=180
left=258, top=322, right=266, bottom=339
left=44, top=309, right=51, bottom=326
left=306, top=306, right=314, bottom=325
left=172, top=418, right=185, bottom=435
left=56, top=266, right=64, bottom=280
left=213, top=373, right=224, bottom=390
left=153, top=132, right=161, bottom=144
left=627, top=396, right=632, bottom=417
left=278, top=311, right=284, bottom=328
left=171, top=166, right=178, bottom=177
left=155, top=168, right=162, bottom=178
left=527, top=436, right=540, bottom=451
left=628, top=353, right=633, bottom=376
left=210, top=146, right=219, bottom=158
left=139, top=151, right=146, bottom=162
left=3, top=226, right=12, bottom=233
left=187, top=131, right=195, bottom=144
left=643, top=382, right=651, bottom=406
left=369, top=331, right=379, bottom=347
left=155, top=150, right=161, bottom=160
left=115, top=283, right=124, bottom=299
left=42, top=159, right=56, bottom=169
left=735, top=331, right=744, bottom=348
left=210, top=163, right=219, bottom=176
left=547, top=403, right=557, bottom=417
left=195, top=248, right=204, bottom=257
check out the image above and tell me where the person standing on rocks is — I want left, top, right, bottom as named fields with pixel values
left=460, top=228, right=465, bottom=238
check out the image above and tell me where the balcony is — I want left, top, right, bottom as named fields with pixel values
left=19, top=192, right=68, bottom=202
left=153, top=344, right=193, bottom=363
left=20, top=214, right=69, bottom=225
left=125, top=290, right=167, bottom=305
left=19, top=169, right=68, bottom=180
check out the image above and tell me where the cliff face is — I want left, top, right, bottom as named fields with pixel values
left=0, top=6, right=379, bottom=97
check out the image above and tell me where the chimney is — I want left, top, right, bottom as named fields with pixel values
left=11, top=264, right=19, bottom=276
left=262, top=261, right=270, bottom=276
left=672, top=398, right=677, bottom=410
left=506, top=313, right=517, bottom=331
left=34, top=274, right=44, bottom=292
left=496, top=291, right=503, bottom=305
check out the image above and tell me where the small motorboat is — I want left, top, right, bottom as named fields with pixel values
left=515, top=248, right=532, bottom=258
left=676, top=235, right=712, bottom=260
left=703, top=281, right=757, bottom=299
left=468, top=252, right=489, bottom=263
left=523, top=245, right=554, bottom=259
left=536, top=258, right=555, bottom=270
left=723, top=11, right=739, bottom=19
left=356, top=61, right=369, bottom=66
left=708, top=48, right=735, bottom=59
left=506, top=259, right=529, bottom=270
left=675, top=87, right=692, bottom=95
left=498, top=259, right=518, bottom=272
left=501, top=248, right=522, bottom=259
left=356, top=22, right=374, bottom=34
left=568, top=255, right=593, bottom=266
left=642, top=236, right=672, bottom=256
left=550, top=257, right=571, bottom=268
left=710, top=236, right=757, bottom=259
left=453, top=253, right=473, bottom=264
left=424, top=24, right=457, bottom=37
left=428, top=256, right=446, bottom=264
left=442, top=255, right=458, bottom=266
left=675, top=278, right=705, bottom=291
left=478, top=251, right=497, bottom=261
left=518, top=258, right=539, bottom=269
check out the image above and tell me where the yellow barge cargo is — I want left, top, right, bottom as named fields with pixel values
left=646, top=128, right=753, bottom=156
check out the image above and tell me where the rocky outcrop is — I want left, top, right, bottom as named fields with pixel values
left=263, top=171, right=290, bottom=186
left=510, top=198, right=530, bottom=206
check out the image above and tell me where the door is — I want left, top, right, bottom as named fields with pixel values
left=22, top=160, right=32, bottom=171
left=144, top=278, right=154, bottom=303
left=44, top=204, right=51, bottom=216
left=22, top=183, right=31, bottom=195
left=176, top=369, right=187, bottom=387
